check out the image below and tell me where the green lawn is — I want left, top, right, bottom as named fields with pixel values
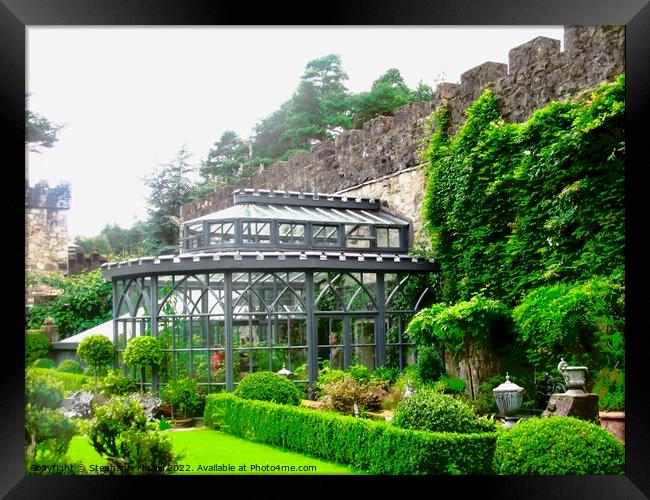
left=67, top=428, right=363, bottom=475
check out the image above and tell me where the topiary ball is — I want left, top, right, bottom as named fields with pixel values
left=234, top=371, right=301, bottom=406
left=494, top=416, right=625, bottom=474
left=392, top=388, right=495, bottom=434
left=32, top=357, right=57, bottom=369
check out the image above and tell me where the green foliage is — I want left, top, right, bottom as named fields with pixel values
left=407, top=294, right=513, bottom=358
left=592, top=368, right=625, bottom=412
left=160, top=377, right=201, bottom=419
left=32, top=357, right=56, bottom=369
left=471, top=375, right=503, bottom=415
left=199, top=130, right=251, bottom=186
left=347, top=364, right=371, bottom=384
left=57, top=359, right=84, bottom=374
left=123, top=336, right=163, bottom=368
left=432, top=375, right=467, bottom=395
left=422, top=76, right=625, bottom=306
left=371, top=366, right=400, bottom=385
left=513, top=276, right=624, bottom=375
left=393, top=388, right=496, bottom=434
left=314, top=367, right=347, bottom=398
left=25, top=370, right=77, bottom=473
left=143, top=146, right=196, bottom=254
left=415, top=345, right=445, bottom=384
left=26, top=97, right=63, bottom=152
left=204, top=393, right=497, bottom=474
left=494, top=416, right=625, bottom=474
left=26, top=270, right=113, bottom=339
left=99, top=369, right=138, bottom=397
left=77, top=334, right=114, bottom=391
left=28, top=368, right=93, bottom=395
left=88, top=396, right=181, bottom=474
left=234, top=371, right=301, bottom=406
left=25, top=331, right=50, bottom=364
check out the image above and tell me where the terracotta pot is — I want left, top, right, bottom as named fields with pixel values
left=158, top=403, right=172, bottom=417
left=599, top=411, right=625, bottom=444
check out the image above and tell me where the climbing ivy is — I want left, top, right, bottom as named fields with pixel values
left=421, top=75, right=625, bottom=306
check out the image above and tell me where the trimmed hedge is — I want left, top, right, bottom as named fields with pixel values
left=32, top=358, right=57, bottom=369
left=28, top=368, right=92, bottom=395
left=494, top=416, right=625, bottom=475
left=204, top=393, right=496, bottom=474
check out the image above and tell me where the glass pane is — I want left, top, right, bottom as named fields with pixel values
left=191, top=317, right=207, bottom=348
left=174, top=319, right=189, bottom=349
left=208, top=317, right=225, bottom=348
left=279, top=223, right=305, bottom=245
left=208, top=222, right=235, bottom=245
left=233, top=350, right=251, bottom=382
left=313, top=224, right=339, bottom=246
left=193, top=351, right=209, bottom=383
left=242, top=221, right=271, bottom=244
left=175, top=351, right=190, bottom=379
left=351, top=345, right=375, bottom=370
left=345, top=224, right=372, bottom=248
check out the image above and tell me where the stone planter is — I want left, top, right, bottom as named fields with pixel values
left=599, top=411, right=625, bottom=444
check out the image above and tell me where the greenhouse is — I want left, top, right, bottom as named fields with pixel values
left=101, top=189, right=437, bottom=396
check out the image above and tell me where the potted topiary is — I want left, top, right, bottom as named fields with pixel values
left=593, top=368, right=625, bottom=444
left=77, top=334, right=114, bottom=394
left=160, top=377, right=201, bottom=428
left=122, top=335, right=163, bottom=392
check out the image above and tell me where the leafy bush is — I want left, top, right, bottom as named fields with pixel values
left=371, top=366, right=400, bottom=385
left=26, top=331, right=50, bottom=364
left=415, top=345, right=445, bottom=384
left=471, top=375, right=502, bottom=415
left=314, top=368, right=347, bottom=398
left=513, top=276, right=624, bottom=375
left=77, top=334, right=114, bottom=391
left=99, top=369, right=138, bottom=397
left=432, top=375, right=467, bottom=395
left=160, top=377, right=201, bottom=419
left=28, top=368, right=92, bottom=395
left=393, top=388, right=496, bottom=434
left=57, top=359, right=84, bottom=374
left=347, top=364, right=371, bottom=384
left=318, top=374, right=386, bottom=414
left=26, top=269, right=112, bottom=339
left=32, top=357, right=56, bottom=369
left=88, top=396, right=181, bottom=474
left=234, top=371, right=301, bottom=406
left=25, top=370, right=77, bottom=473
left=204, top=393, right=497, bottom=474
left=593, top=368, right=625, bottom=412
left=494, top=416, right=625, bottom=474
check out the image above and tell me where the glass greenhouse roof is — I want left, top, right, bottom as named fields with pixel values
left=184, top=202, right=409, bottom=226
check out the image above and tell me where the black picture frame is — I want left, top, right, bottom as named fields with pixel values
left=5, top=0, right=649, bottom=497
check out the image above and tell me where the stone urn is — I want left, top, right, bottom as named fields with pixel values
left=557, top=358, right=588, bottom=395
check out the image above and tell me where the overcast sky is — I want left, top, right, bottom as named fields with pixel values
left=27, top=26, right=564, bottom=239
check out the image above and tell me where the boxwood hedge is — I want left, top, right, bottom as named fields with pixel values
left=204, top=393, right=496, bottom=474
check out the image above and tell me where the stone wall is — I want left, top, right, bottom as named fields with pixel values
left=180, top=25, right=624, bottom=230
left=25, top=181, right=71, bottom=306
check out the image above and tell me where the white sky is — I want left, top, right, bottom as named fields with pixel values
left=27, top=26, right=564, bottom=239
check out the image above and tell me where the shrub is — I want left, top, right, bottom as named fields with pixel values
left=123, top=336, right=163, bottom=390
left=29, top=368, right=92, bottom=395
left=32, top=357, right=56, bottom=369
left=234, top=371, right=301, bottom=406
left=314, top=368, right=347, bottom=398
left=25, top=370, right=77, bottom=473
left=347, top=364, right=371, bottom=384
left=160, top=377, right=201, bottom=419
left=494, top=416, right=625, bottom=474
left=26, top=331, right=50, bottom=364
left=204, top=393, right=497, bottom=474
left=88, top=396, right=181, bottom=474
left=415, top=345, right=445, bottom=384
left=471, top=375, right=502, bottom=415
left=57, top=359, right=84, bottom=374
left=432, top=375, right=467, bottom=395
left=318, top=374, right=385, bottom=414
left=99, top=369, right=138, bottom=397
left=371, top=366, right=400, bottom=385
left=393, top=388, right=496, bottom=434
left=77, top=335, right=114, bottom=392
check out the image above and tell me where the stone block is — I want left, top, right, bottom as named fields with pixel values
left=460, top=61, right=508, bottom=90
left=542, top=393, right=599, bottom=423
left=508, top=36, right=561, bottom=74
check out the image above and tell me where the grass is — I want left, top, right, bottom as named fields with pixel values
left=67, top=428, right=363, bottom=475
